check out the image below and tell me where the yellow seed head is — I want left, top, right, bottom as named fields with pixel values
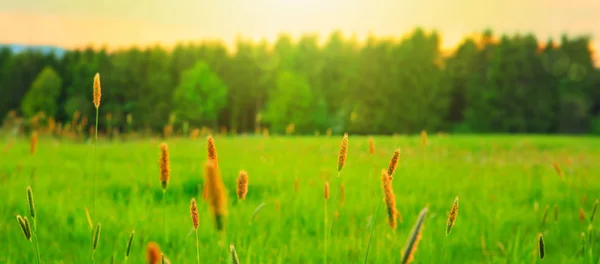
left=158, top=143, right=170, bottom=190
left=204, top=161, right=227, bottom=231
left=446, top=196, right=459, bottom=235
left=368, top=137, right=375, bottom=154
left=190, top=198, right=199, bottom=230
left=236, top=171, right=249, bottom=200
left=381, top=170, right=397, bottom=230
left=387, top=149, right=401, bottom=178
left=93, top=73, right=101, bottom=108
left=30, top=131, right=37, bottom=156
left=552, top=161, right=562, bottom=177
left=421, top=130, right=428, bottom=146
left=337, top=133, right=348, bottom=172
left=207, top=135, right=218, bottom=165
left=324, top=181, right=330, bottom=200
left=85, top=207, right=94, bottom=230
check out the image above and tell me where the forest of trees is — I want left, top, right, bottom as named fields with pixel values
left=1, top=28, right=600, bottom=135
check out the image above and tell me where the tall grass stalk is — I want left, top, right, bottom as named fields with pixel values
left=162, top=190, right=167, bottom=240
left=364, top=197, right=383, bottom=264
left=92, top=73, right=101, bottom=218
left=94, top=107, right=98, bottom=218
left=326, top=172, right=341, bottom=264
left=324, top=194, right=328, bottom=264
left=195, top=229, right=200, bottom=264
left=26, top=187, right=41, bottom=264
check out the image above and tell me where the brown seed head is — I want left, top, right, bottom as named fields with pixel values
left=190, top=198, right=199, bottom=230
left=30, top=131, right=37, bottom=156
left=204, top=161, right=227, bottom=231
left=381, top=170, right=397, bottom=230
left=324, top=181, right=330, bottom=200
left=337, top=133, right=348, bottom=172
left=93, top=73, right=101, bottom=108
left=387, top=149, right=401, bottom=178
left=294, top=178, right=299, bottom=193
left=158, top=143, right=170, bottom=190
left=552, top=161, right=562, bottom=177
left=368, top=137, right=375, bottom=154
left=236, top=170, right=248, bottom=200
left=421, top=130, right=428, bottom=146
left=147, top=242, right=161, bottom=264
left=207, top=135, right=218, bottom=165
left=446, top=196, right=459, bottom=235
left=580, top=208, right=585, bottom=222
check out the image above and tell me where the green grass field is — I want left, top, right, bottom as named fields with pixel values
left=1, top=134, right=599, bottom=263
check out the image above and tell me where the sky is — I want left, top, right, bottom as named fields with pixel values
left=0, top=0, right=599, bottom=61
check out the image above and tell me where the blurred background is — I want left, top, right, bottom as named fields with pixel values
left=1, top=0, right=599, bottom=137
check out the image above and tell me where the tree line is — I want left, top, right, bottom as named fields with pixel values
left=1, top=28, right=599, bottom=136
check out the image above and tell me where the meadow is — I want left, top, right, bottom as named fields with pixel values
left=1, top=134, right=599, bottom=263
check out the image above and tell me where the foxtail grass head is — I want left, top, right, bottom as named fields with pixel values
left=381, top=170, right=398, bottom=230
left=337, top=133, right=348, bottom=172
left=591, top=199, right=598, bottom=222
left=446, top=196, right=459, bottom=236
left=30, top=131, right=37, bottom=156
left=207, top=135, right=218, bottom=165
left=26, top=186, right=35, bottom=219
left=401, top=207, right=428, bottom=264
left=126, top=230, right=135, bottom=258
left=93, top=73, right=101, bottom=109
left=204, top=160, right=227, bottom=231
left=421, top=130, right=428, bottom=146
left=538, top=233, right=545, bottom=259
left=387, top=149, right=400, bottom=178
left=92, top=223, right=101, bottom=251
left=230, top=244, right=240, bottom=264
left=147, top=242, right=161, bottom=264
left=158, top=143, right=170, bottom=190
left=541, top=205, right=549, bottom=227
left=236, top=171, right=248, bottom=200
left=552, top=161, right=562, bottom=178
left=85, top=207, right=94, bottom=230
left=16, top=215, right=32, bottom=241
left=324, top=181, right=330, bottom=200
left=368, top=137, right=375, bottom=154
left=190, top=198, right=199, bottom=230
